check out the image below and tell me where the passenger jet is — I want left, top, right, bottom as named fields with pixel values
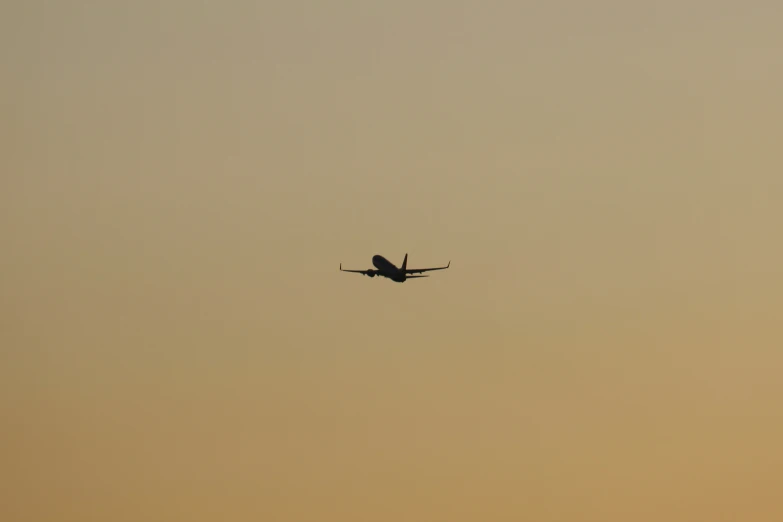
left=340, top=254, right=450, bottom=283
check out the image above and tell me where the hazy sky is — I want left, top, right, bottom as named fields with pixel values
left=3, top=1, right=783, bottom=520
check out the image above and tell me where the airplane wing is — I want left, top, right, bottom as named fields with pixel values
left=339, top=264, right=373, bottom=275
left=405, top=261, right=450, bottom=274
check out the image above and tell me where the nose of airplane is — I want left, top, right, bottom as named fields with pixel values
left=371, top=255, right=387, bottom=269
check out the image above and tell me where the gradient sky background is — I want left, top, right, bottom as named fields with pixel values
left=3, top=1, right=783, bottom=521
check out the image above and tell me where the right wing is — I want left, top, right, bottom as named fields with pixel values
left=405, top=261, right=450, bottom=274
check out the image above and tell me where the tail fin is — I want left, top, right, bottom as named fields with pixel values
left=401, top=253, right=408, bottom=271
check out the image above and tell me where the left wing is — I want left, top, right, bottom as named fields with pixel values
left=405, top=261, right=450, bottom=274
left=339, top=264, right=373, bottom=275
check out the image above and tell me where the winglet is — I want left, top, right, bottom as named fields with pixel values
left=447, top=261, right=450, bottom=268
left=339, top=263, right=342, bottom=271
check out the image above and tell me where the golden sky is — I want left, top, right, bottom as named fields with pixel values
left=3, top=1, right=783, bottom=520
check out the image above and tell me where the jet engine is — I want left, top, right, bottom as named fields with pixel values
left=365, top=270, right=376, bottom=277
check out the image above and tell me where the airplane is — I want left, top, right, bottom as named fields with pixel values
left=340, top=253, right=450, bottom=283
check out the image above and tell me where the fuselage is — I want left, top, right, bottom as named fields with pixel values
left=372, top=255, right=406, bottom=282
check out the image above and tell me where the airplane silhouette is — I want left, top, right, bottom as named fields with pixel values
left=340, top=254, right=450, bottom=283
